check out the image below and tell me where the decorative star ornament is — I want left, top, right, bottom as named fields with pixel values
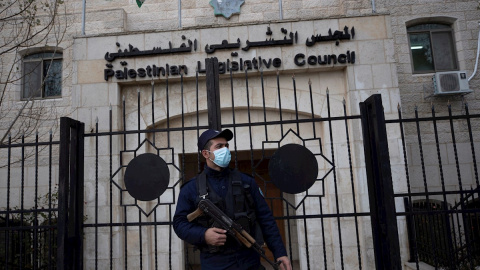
left=209, top=0, right=245, bottom=19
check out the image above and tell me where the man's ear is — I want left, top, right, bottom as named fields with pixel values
left=201, top=149, right=209, bottom=159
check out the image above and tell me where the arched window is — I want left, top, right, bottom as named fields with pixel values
left=407, top=23, right=458, bottom=73
left=22, top=51, right=63, bottom=99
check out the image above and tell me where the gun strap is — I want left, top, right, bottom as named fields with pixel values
left=196, top=168, right=253, bottom=223
left=230, top=169, right=245, bottom=214
left=197, top=170, right=209, bottom=200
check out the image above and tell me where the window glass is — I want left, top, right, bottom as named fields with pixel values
left=409, top=33, right=434, bottom=72
left=23, top=61, right=42, bottom=98
left=407, top=23, right=457, bottom=73
left=432, top=31, right=457, bottom=71
left=22, top=52, right=62, bottom=99
left=44, top=60, right=62, bottom=97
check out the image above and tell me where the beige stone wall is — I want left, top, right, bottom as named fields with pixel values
left=2, top=0, right=480, bottom=269
left=388, top=0, right=480, bottom=203
left=65, top=0, right=387, bottom=33
left=388, top=0, right=480, bottom=113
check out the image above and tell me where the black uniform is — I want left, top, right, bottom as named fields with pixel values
left=173, top=166, right=287, bottom=270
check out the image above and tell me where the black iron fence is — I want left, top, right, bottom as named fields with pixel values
left=0, top=58, right=479, bottom=270
left=393, top=103, right=480, bottom=270
left=0, top=133, right=59, bottom=270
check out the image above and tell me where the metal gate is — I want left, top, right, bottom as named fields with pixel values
left=1, top=58, right=479, bottom=270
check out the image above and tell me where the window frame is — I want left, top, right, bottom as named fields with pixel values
left=21, top=51, right=63, bottom=100
left=407, top=23, right=459, bottom=74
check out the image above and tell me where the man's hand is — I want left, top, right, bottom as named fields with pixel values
left=204, top=227, right=227, bottom=246
left=276, top=256, right=292, bottom=270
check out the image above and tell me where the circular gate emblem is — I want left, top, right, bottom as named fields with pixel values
left=124, top=153, right=170, bottom=201
left=268, top=144, right=318, bottom=194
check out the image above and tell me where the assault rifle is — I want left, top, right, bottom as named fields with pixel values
left=187, top=199, right=281, bottom=270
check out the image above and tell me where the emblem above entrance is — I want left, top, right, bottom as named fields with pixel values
left=209, top=0, right=245, bottom=19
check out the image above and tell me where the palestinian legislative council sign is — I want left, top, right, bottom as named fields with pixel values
left=103, top=25, right=357, bottom=82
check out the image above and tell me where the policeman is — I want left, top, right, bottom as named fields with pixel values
left=173, top=129, right=292, bottom=270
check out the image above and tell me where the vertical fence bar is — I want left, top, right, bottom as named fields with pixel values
left=137, top=89, right=141, bottom=147
left=319, top=197, right=327, bottom=269
left=152, top=79, right=159, bottom=270
left=244, top=68, right=255, bottom=176
left=308, top=80, right=316, bottom=138
left=291, top=74, right=300, bottom=134
left=276, top=70, right=284, bottom=135
left=196, top=69, right=202, bottom=172
left=443, top=201, right=455, bottom=270
left=151, top=80, right=156, bottom=143
left=121, top=96, right=128, bottom=270
left=178, top=71, right=187, bottom=270
left=260, top=69, right=268, bottom=139
left=166, top=74, right=171, bottom=148
left=343, top=98, right=362, bottom=269
left=95, top=118, right=99, bottom=270
left=404, top=198, right=417, bottom=263
left=229, top=67, right=238, bottom=168
left=326, top=89, right=345, bottom=270
left=20, top=134, right=25, bottom=269
left=34, top=132, right=39, bottom=270
left=5, top=134, right=11, bottom=268
left=454, top=205, right=463, bottom=262
left=48, top=130, right=54, bottom=270
left=302, top=203, right=311, bottom=270
left=109, top=105, right=114, bottom=270
left=205, top=57, right=221, bottom=130
left=359, top=94, right=401, bottom=270
left=57, top=117, right=85, bottom=270
left=137, top=89, right=143, bottom=270
left=449, top=205, right=458, bottom=266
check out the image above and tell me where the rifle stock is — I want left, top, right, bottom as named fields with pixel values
left=187, top=207, right=203, bottom=222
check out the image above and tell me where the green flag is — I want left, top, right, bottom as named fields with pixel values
left=136, top=0, right=145, bottom=7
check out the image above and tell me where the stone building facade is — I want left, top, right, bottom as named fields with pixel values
left=1, top=0, right=479, bottom=269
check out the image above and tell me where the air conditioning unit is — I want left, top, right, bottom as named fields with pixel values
left=433, top=71, right=472, bottom=96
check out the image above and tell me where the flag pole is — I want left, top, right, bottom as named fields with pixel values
left=82, top=0, right=86, bottom=35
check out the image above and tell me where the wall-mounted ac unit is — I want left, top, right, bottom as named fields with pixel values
left=433, top=71, right=472, bottom=96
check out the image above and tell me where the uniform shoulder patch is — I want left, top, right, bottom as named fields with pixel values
left=258, top=187, right=265, bottom=198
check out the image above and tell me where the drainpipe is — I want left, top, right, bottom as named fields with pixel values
left=371, top=0, right=376, bottom=13
left=178, top=0, right=182, bottom=28
left=82, top=0, right=86, bottom=35
left=279, top=0, right=283, bottom=20
left=468, top=22, right=480, bottom=81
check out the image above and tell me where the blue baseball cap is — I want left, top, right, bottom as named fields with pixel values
left=198, top=129, right=233, bottom=151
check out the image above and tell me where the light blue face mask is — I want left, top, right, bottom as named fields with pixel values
left=209, top=147, right=231, bottom=168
